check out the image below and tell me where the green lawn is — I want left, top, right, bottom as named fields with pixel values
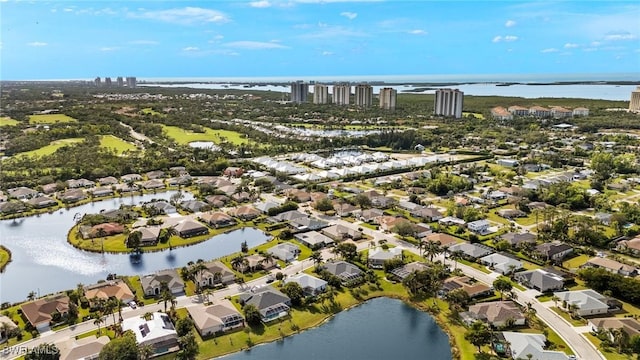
left=15, top=138, right=85, bottom=158
left=0, top=116, right=20, bottom=126
left=28, top=114, right=78, bottom=124
left=0, top=245, right=11, bottom=272
left=99, top=135, right=138, bottom=154
left=584, top=333, right=635, bottom=360
left=562, top=254, right=590, bottom=270
left=458, top=258, right=491, bottom=274
left=162, top=125, right=254, bottom=146
left=514, top=213, right=538, bottom=227
left=550, top=306, right=587, bottom=326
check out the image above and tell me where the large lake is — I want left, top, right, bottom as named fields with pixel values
left=0, top=191, right=271, bottom=304
left=221, top=297, right=452, bottom=360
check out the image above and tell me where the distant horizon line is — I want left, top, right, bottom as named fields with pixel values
left=6, top=72, right=640, bottom=83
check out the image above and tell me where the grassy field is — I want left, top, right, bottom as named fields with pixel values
left=15, top=138, right=85, bottom=158
left=99, top=135, right=138, bottom=154
left=0, top=245, right=11, bottom=272
left=562, top=254, right=590, bottom=270
left=141, top=108, right=164, bottom=116
left=28, top=114, right=78, bottom=124
left=0, top=117, right=20, bottom=126
left=584, top=333, right=635, bottom=360
left=162, top=125, right=254, bottom=146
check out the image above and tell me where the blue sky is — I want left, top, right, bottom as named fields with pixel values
left=1, top=0, right=639, bottom=80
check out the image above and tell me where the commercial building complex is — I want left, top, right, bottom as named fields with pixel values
left=434, top=88, right=464, bottom=118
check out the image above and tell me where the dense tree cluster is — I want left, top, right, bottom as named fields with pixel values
left=578, top=267, right=640, bottom=306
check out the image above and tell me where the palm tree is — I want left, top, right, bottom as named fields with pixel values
left=610, top=327, right=630, bottom=353
left=260, top=253, right=276, bottom=270
left=160, top=282, right=174, bottom=312
left=164, top=226, right=178, bottom=250
left=94, top=316, right=104, bottom=336
left=449, top=250, right=464, bottom=271
left=105, top=298, right=118, bottom=325
left=231, top=255, right=248, bottom=273
left=96, top=228, right=108, bottom=253
left=27, top=291, right=36, bottom=301
left=138, top=344, right=154, bottom=360
left=310, top=251, right=323, bottom=268
left=423, top=240, right=442, bottom=263
left=551, top=295, right=560, bottom=308
left=141, top=312, right=153, bottom=321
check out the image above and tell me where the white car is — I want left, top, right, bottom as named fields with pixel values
left=128, top=301, right=137, bottom=309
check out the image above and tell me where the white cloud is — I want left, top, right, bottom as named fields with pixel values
left=408, top=29, right=427, bottom=35
left=322, top=51, right=334, bottom=56
left=340, top=12, right=357, bottom=20
left=590, top=41, right=602, bottom=47
left=223, top=41, right=289, bottom=49
left=27, top=42, right=47, bottom=47
left=182, top=46, right=200, bottom=51
left=132, top=7, right=229, bottom=25
left=63, top=8, right=74, bottom=12
left=250, top=1, right=271, bottom=8
left=129, top=40, right=159, bottom=45
left=564, top=43, right=579, bottom=48
left=492, top=35, right=518, bottom=43
left=604, top=32, right=637, bottom=41
left=541, top=48, right=559, bottom=53
left=505, top=20, right=516, bottom=27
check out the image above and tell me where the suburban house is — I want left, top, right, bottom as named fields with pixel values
left=411, top=207, right=444, bottom=222
left=200, top=211, right=237, bottom=228
left=499, top=232, right=537, bottom=248
left=98, top=176, right=119, bottom=185
left=438, top=216, right=466, bottom=227
left=180, top=200, right=209, bottom=213
left=120, top=173, right=142, bottom=182
left=239, top=286, right=291, bottom=323
left=147, top=201, right=176, bottom=214
left=0, top=315, right=18, bottom=343
left=359, top=208, right=384, bottom=223
left=21, top=295, right=70, bottom=332
left=441, top=276, right=493, bottom=299
left=196, top=261, right=236, bottom=287
left=230, top=205, right=261, bottom=221
left=121, top=312, right=179, bottom=357
left=497, top=209, right=526, bottom=219
left=89, top=186, right=114, bottom=197
left=448, top=243, right=494, bottom=260
left=589, top=318, right=640, bottom=340
left=389, top=262, right=430, bottom=281
left=289, top=216, right=329, bottom=232
left=398, top=201, right=422, bottom=212
left=67, top=178, right=95, bottom=188
left=173, top=219, right=209, bottom=238
left=323, top=261, right=364, bottom=286
left=514, top=269, right=565, bottom=293
left=554, top=290, right=614, bottom=317
left=146, top=170, right=165, bottom=179
left=534, top=242, right=574, bottom=262
left=232, top=192, right=253, bottom=203
left=187, top=299, right=245, bottom=336
left=322, top=224, right=362, bottom=242
left=501, top=332, right=569, bottom=360
left=254, top=201, right=280, bottom=214
left=27, top=196, right=57, bottom=208
left=241, top=254, right=276, bottom=272
left=496, top=159, right=519, bottom=168
left=83, top=222, right=125, bottom=239
left=283, top=273, right=328, bottom=297
left=271, top=210, right=307, bottom=223
left=267, top=242, right=301, bottom=262
left=59, top=189, right=87, bottom=203
left=582, top=257, right=638, bottom=276
left=333, top=202, right=359, bottom=217
left=84, top=279, right=135, bottom=305
left=425, top=233, right=459, bottom=248
left=461, top=301, right=526, bottom=328
left=368, top=247, right=403, bottom=269
left=140, top=179, right=165, bottom=190
left=294, top=231, right=334, bottom=249
left=140, top=269, right=185, bottom=297
left=56, top=335, right=110, bottom=360
left=617, top=237, right=640, bottom=256
left=467, top=219, right=491, bottom=235
left=135, top=227, right=161, bottom=246
left=479, top=253, right=522, bottom=275
left=205, top=195, right=230, bottom=208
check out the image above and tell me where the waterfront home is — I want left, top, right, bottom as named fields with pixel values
left=89, top=186, right=114, bottom=197
left=616, top=237, right=640, bottom=257
left=368, top=247, right=403, bottom=269
left=140, top=179, right=165, bottom=190
left=56, top=335, right=110, bottom=360
left=147, top=201, right=176, bottom=215
left=230, top=205, right=261, bottom=221
left=589, top=318, right=640, bottom=340
left=21, top=295, right=70, bottom=332
left=84, top=279, right=135, bottom=305
left=200, top=211, right=236, bottom=228
left=27, top=196, right=57, bottom=208
left=514, top=269, right=565, bottom=293
left=135, top=226, right=161, bottom=246
left=187, top=299, right=245, bottom=336
left=267, top=242, right=301, bottom=262
left=0, top=315, right=18, bottom=343
left=84, top=222, right=125, bottom=239
left=59, top=189, right=86, bottom=203
left=322, top=224, right=362, bottom=242
left=8, top=187, right=38, bottom=200
left=196, top=261, right=236, bottom=287
left=479, top=253, right=522, bottom=275
left=448, top=243, right=494, bottom=260
left=173, top=219, right=209, bottom=238
left=0, top=201, right=26, bottom=214
left=534, top=242, right=573, bottom=262
left=239, top=286, right=291, bottom=323
left=554, top=290, right=613, bottom=317
left=140, top=269, right=185, bottom=297
left=389, top=262, right=430, bottom=281
left=582, top=257, right=638, bottom=276
left=294, top=231, right=334, bottom=249
left=323, top=261, right=364, bottom=286
left=241, top=254, right=276, bottom=272
left=98, top=176, right=119, bottom=186
left=461, top=301, right=526, bottom=328
left=441, top=276, right=493, bottom=299
left=122, top=312, right=179, bottom=357
left=499, top=232, right=536, bottom=248
left=501, top=332, right=569, bottom=360
left=283, top=273, right=328, bottom=296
